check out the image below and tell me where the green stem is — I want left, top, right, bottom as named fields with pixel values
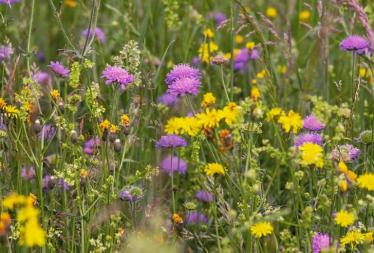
left=26, top=0, right=36, bottom=74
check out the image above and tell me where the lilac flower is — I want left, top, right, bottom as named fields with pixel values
left=165, top=64, right=201, bottom=86
left=0, top=46, right=12, bottom=62
left=0, top=0, right=20, bottom=5
left=185, top=211, right=209, bottom=224
left=119, top=187, right=142, bottom=202
left=33, top=71, right=53, bottom=86
left=294, top=133, right=323, bottom=147
left=234, top=48, right=249, bottom=72
left=49, top=61, right=70, bottom=78
left=191, top=56, right=200, bottom=67
left=83, top=137, right=100, bottom=155
left=160, top=155, right=187, bottom=175
left=38, top=124, right=56, bottom=141
left=21, top=166, right=36, bottom=180
left=155, top=134, right=187, bottom=149
left=101, top=66, right=134, bottom=90
left=58, top=178, right=71, bottom=191
left=312, top=233, right=330, bottom=253
left=340, top=35, right=372, bottom=55
left=303, top=115, right=324, bottom=131
left=250, top=49, right=260, bottom=60
left=42, top=175, right=56, bottom=190
left=81, top=27, right=106, bottom=44
left=208, top=12, right=227, bottom=26
left=119, top=190, right=135, bottom=201
left=167, top=77, right=201, bottom=97
left=157, top=93, right=179, bottom=107
left=196, top=190, right=213, bottom=203
left=332, top=144, right=361, bottom=162
left=36, top=51, right=46, bottom=63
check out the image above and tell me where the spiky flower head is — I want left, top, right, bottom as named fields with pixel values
left=340, top=35, right=372, bottom=55
left=303, top=114, right=325, bottom=131
left=312, top=233, right=330, bottom=253
left=49, top=61, right=70, bottom=78
left=160, top=155, right=187, bottom=175
left=155, top=134, right=187, bottom=149
left=165, top=64, right=200, bottom=86
left=101, top=65, right=134, bottom=90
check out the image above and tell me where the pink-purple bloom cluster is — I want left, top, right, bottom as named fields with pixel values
left=207, top=12, right=227, bottom=26
left=49, top=61, right=70, bottom=78
left=332, top=144, right=360, bottom=162
left=33, top=71, right=53, bottom=86
left=160, top=155, right=187, bottom=175
left=294, top=133, right=323, bottom=147
left=196, top=190, right=213, bottom=203
left=234, top=48, right=260, bottom=72
left=155, top=134, right=187, bottom=149
left=185, top=211, right=209, bottom=224
left=157, top=93, right=179, bottom=107
left=81, top=27, right=106, bottom=44
left=312, top=233, right=330, bottom=253
left=0, top=0, right=20, bottom=5
left=165, top=64, right=201, bottom=97
left=101, top=66, right=134, bottom=90
left=0, top=46, right=12, bottom=62
left=38, top=124, right=56, bottom=141
left=21, top=166, right=35, bottom=181
left=340, top=35, right=372, bottom=55
left=303, top=115, right=324, bottom=131
left=83, top=137, right=100, bottom=155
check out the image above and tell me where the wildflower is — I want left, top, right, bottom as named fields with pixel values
left=256, top=70, right=267, bottom=79
left=234, top=48, right=249, bottom=71
left=266, top=7, right=278, bottom=18
left=338, top=180, right=348, bottom=192
left=165, top=64, right=200, bottom=86
left=158, top=93, right=179, bottom=107
left=80, top=169, right=89, bottom=178
left=299, top=10, right=311, bottom=22
left=346, top=170, right=357, bottom=183
left=101, top=66, right=134, bottom=90
left=4, top=105, right=20, bottom=119
left=160, top=155, right=187, bottom=175
left=250, top=87, right=260, bottom=101
left=196, top=109, right=223, bottom=129
left=357, top=173, right=374, bottom=191
left=42, top=175, right=56, bottom=190
left=49, top=61, right=70, bottom=78
left=299, top=143, right=324, bottom=168
left=50, top=89, right=60, bottom=101
left=359, top=67, right=368, bottom=78
left=172, top=213, right=183, bottom=224
left=38, top=124, right=56, bottom=141
left=0, top=98, right=6, bottom=110
left=208, top=12, right=226, bottom=26
left=204, top=163, right=225, bottom=176
left=119, top=188, right=142, bottom=202
left=58, top=178, right=71, bottom=191
left=64, top=0, right=77, bottom=7
left=81, top=27, right=106, bottom=43
left=246, top=42, right=256, bottom=50
left=211, top=54, right=229, bottom=65
left=221, top=102, right=240, bottom=126
left=0, top=0, right=20, bottom=5
left=340, top=35, right=372, bottom=55
left=196, top=190, right=213, bottom=203
left=0, top=46, right=12, bottom=61
left=303, top=115, right=324, bottom=131
left=337, top=161, right=349, bottom=173
left=335, top=210, right=355, bottom=227
left=99, top=119, right=111, bottom=133
left=198, top=42, right=219, bottom=63
left=250, top=222, right=274, bottom=238
left=201, top=92, right=216, bottom=107
left=167, top=77, right=201, bottom=97
left=19, top=219, right=46, bottom=247
left=165, top=116, right=201, bottom=137
left=235, top=35, right=244, bottom=44
left=109, top=124, right=119, bottom=134
left=83, top=137, right=100, bottom=155
left=332, top=144, right=360, bottom=162
left=340, top=230, right=366, bottom=247
left=21, top=166, right=36, bottom=180
left=266, top=107, right=284, bottom=121
left=33, top=71, right=53, bottom=86
left=155, top=134, right=187, bottom=148
left=294, top=133, right=323, bottom=147
left=185, top=211, right=208, bottom=224
left=312, top=233, right=330, bottom=253
left=203, top=28, right=214, bottom=38
left=278, top=110, right=303, bottom=134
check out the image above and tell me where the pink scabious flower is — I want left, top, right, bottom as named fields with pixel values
left=196, top=190, right=213, bottom=203
left=0, top=46, right=12, bottom=62
left=83, top=137, right=100, bottom=155
left=101, top=65, right=134, bottom=90
left=185, top=211, right=209, bottom=224
left=294, top=133, right=323, bottom=147
left=167, top=77, right=201, bottom=96
left=303, top=115, right=324, bottom=131
left=207, top=12, right=227, bottom=26
left=81, top=27, right=106, bottom=44
left=0, top=0, right=20, bottom=5
left=332, top=144, right=360, bottom=162
left=160, top=155, right=187, bottom=175
left=21, top=166, right=36, bottom=181
left=165, top=64, right=201, bottom=86
left=49, top=61, right=70, bottom=78
left=155, top=134, right=187, bottom=149
left=38, top=124, right=56, bottom=141
left=33, top=71, right=53, bottom=85
left=340, top=35, right=372, bottom=55
left=312, top=233, right=330, bottom=253
left=157, top=93, right=179, bottom=107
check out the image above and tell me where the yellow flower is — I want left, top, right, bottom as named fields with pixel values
left=165, top=117, right=201, bottom=137
left=0, top=98, right=6, bottom=110
left=221, top=102, right=240, bottom=126
left=196, top=109, right=223, bottom=129
left=19, top=219, right=46, bottom=247
left=346, top=170, right=357, bottom=183
left=4, top=105, right=20, bottom=119
left=110, top=124, right=119, bottom=134
left=65, top=0, right=77, bottom=8
left=50, top=89, right=60, bottom=101
left=278, top=110, right=303, bottom=134
left=198, top=42, right=219, bottom=63
left=2, top=193, right=27, bottom=210
left=99, top=119, right=111, bottom=132
left=277, top=65, right=287, bottom=74
left=299, top=10, right=311, bottom=22
left=203, top=28, right=214, bottom=38
left=335, top=210, right=355, bottom=228
left=17, top=206, right=39, bottom=223
left=250, top=87, right=260, bottom=101
left=204, top=163, right=225, bottom=176
left=0, top=212, right=11, bottom=226
left=246, top=42, right=256, bottom=50
left=340, top=230, right=365, bottom=246
left=201, top=92, right=216, bottom=107
left=266, top=7, right=278, bottom=18
left=357, top=173, right=374, bottom=191
left=80, top=169, right=89, bottom=178
left=299, top=143, right=324, bottom=168
left=234, top=35, right=244, bottom=44
left=250, top=222, right=274, bottom=238
left=338, top=180, right=348, bottom=192
left=337, top=161, right=348, bottom=174
left=359, top=67, right=368, bottom=78
left=266, top=107, right=284, bottom=121
left=172, top=213, right=183, bottom=224
left=120, top=114, right=130, bottom=127
left=256, top=70, right=267, bottom=79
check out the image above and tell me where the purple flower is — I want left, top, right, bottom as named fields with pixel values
left=49, top=61, right=70, bottom=78
left=36, top=51, right=46, bottom=63
left=185, top=211, right=209, bottom=224
left=196, top=190, right=213, bottom=203
left=42, top=175, right=56, bottom=190
left=156, top=134, right=187, bottom=149
left=38, top=124, right=56, bottom=141
left=83, top=137, right=100, bottom=155
left=58, top=178, right=71, bottom=191
left=234, top=48, right=250, bottom=72
left=303, top=115, right=325, bottom=131
left=33, top=71, right=53, bottom=86
left=101, top=66, right=134, bottom=90
left=332, top=144, right=360, bottom=162
left=157, top=93, right=179, bottom=107
left=167, top=77, right=201, bottom=97
left=250, top=49, right=260, bottom=60
left=0, top=0, right=20, bottom=5
left=119, top=187, right=142, bottom=201
left=160, top=155, right=187, bottom=175
left=0, top=46, right=12, bottom=62
left=312, top=233, right=330, bottom=253
left=81, top=27, right=106, bottom=44
left=119, top=190, right=135, bottom=201
left=294, top=133, right=323, bottom=147
left=208, top=12, right=227, bottom=26
left=165, top=64, right=201, bottom=86
left=191, top=56, right=200, bottom=67
left=340, top=35, right=372, bottom=55
left=21, top=166, right=36, bottom=180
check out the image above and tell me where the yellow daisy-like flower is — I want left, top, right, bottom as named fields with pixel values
left=340, top=230, right=365, bottom=246
left=19, top=219, right=46, bottom=247
left=221, top=102, right=240, bottom=126
left=246, top=42, right=256, bottom=50
left=165, top=116, right=201, bottom=137
left=120, top=114, right=130, bottom=127
left=109, top=124, right=119, bottom=134
left=0, top=98, right=6, bottom=110
left=203, top=28, right=214, bottom=38
left=266, top=107, right=284, bottom=121
left=335, top=210, right=355, bottom=228
left=357, top=173, right=374, bottom=191
left=299, top=143, right=324, bottom=168
left=234, top=35, right=244, bottom=44
left=196, top=109, right=223, bottom=129
left=198, top=42, right=219, bottom=63
left=201, top=92, right=216, bottom=107
left=250, top=87, right=260, bottom=101
left=50, top=89, right=60, bottom=101
left=337, top=161, right=348, bottom=174
left=250, top=222, right=274, bottom=238
left=299, top=10, right=311, bottom=22
left=4, top=105, right=20, bottom=119
left=204, top=163, right=225, bottom=176
left=266, top=7, right=278, bottom=18
left=346, top=170, right=357, bottom=183
left=278, top=110, right=303, bottom=134
left=99, top=119, right=111, bottom=132
left=338, top=179, right=348, bottom=192
left=256, top=70, right=267, bottom=79
left=172, top=213, right=183, bottom=224
left=65, top=0, right=77, bottom=8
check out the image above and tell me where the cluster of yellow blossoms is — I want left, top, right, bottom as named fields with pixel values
left=0, top=98, right=20, bottom=119
left=250, top=221, right=274, bottom=238
left=267, top=107, right=303, bottom=134
left=99, top=114, right=131, bottom=134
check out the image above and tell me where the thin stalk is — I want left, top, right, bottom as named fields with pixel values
left=26, top=0, right=36, bottom=74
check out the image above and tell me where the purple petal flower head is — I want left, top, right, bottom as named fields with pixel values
left=0, top=0, right=20, bottom=5
left=160, top=155, right=187, bottom=175
left=165, top=64, right=201, bottom=86
left=234, top=48, right=250, bottom=72
left=303, top=115, right=325, bottom=131
left=33, top=71, right=53, bottom=86
left=83, top=137, right=100, bottom=155
left=36, top=51, right=46, bottom=63
left=119, top=190, right=135, bottom=201
left=167, top=77, right=201, bottom=97
left=294, top=133, right=323, bottom=147
left=191, top=56, right=200, bottom=67
left=250, top=49, right=260, bottom=60
left=49, top=61, right=70, bottom=78
left=340, top=35, right=372, bottom=55
left=185, top=211, right=209, bottom=224
left=196, top=190, right=213, bottom=203
left=157, top=93, right=179, bottom=107
left=21, top=166, right=36, bottom=181
left=81, top=27, right=106, bottom=44
left=58, top=178, right=71, bottom=191
left=42, top=175, right=56, bottom=190
left=0, top=46, right=12, bottom=62
left=156, top=134, right=187, bottom=149
left=208, top=12, right=227, bottom=26
left=119, top=187, right=142, bottom=202
left=38, top=124, right=56, bottom=141
left=332, top=144, right=361, bottom=162
left=101, top=65, right=134, bottom=90
left=312, top=233, right=330, bottom=253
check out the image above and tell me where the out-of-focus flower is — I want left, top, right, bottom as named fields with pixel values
left=357, top=173, right=374, bottom=191
left=340, top=35, right=372, bottom=55
left=165, top=64, right=200, bottom=86
left=299, top=10, right=311, bottom=22
left=101, top=65, right=134, bottom=90
left=203, top=28, right=214, bottom=38
left=250, top=87, right=260, bottom=101
left=120, top=114, right=131, bottom=127
left=160, top=155, right=187, bottom=175
left=201, top=92, right=216, bottom=107
left=42, top=175, right=55, bottom=190
left=185, top=211, right=208, bottom=224
left=207, top=12, right=226, bottom=26
left=0, top=0, right=20, bottom=5
left=38, top=124, right=56, bottom=141
left=337, top=161, right=349, bottom=174
left=158, top=93, right=179, bottom=107
left=33, top=71, right=53, bottom=86
left=21, top=166, right=36, bottom=181
left=335, top=210, right=355, bottom=227
left=235, top=35, right=244, bottom=44
left=204, top=163, right=225, bottom=176
left=294, top=133, right=323, bottom=147
left=332, top=144, right=360, bottom=162
left=299, top=143, right=324, bottom=168
left=266, top=7, right=278, bottom=18
left=58, top=178, right=71, bottom=191
left=49, top=61, right=70, bottom=78
left=196, top=190, right=213, bottom=203
left=246, top=42, right=256, bottom=50
left=234, top=48, right=249, bottom=71
left=81, top=27, right=106, bottom=44
left=155, top=134, right=187, bottom=149
left=50, top=89, right=60, bottom=102
left=64, top=0, right=77, bottom=8
left=198, top=42, right=219, bottom=63
left=250, top=221, right=274, bottom=238
left=0, top=46, right=12, bottom=61
left=99, top=119, right=111, bottom=133
left=278, top=110, right=303, bottom=134
left=266, top=107, right=284, bottom=121
left=172, top=213, right=183, bottom=224
left=338, top=179, right=348, bottom=192
left=303, top=115, right=324, bottom=131
left=83, top=137, right=100, bottom=155
left=312, top=233, right=330, bottom=253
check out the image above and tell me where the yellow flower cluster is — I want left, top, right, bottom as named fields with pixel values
left=357, top=173, right=374, bottom=191
left=165, top=102, right=241, bottom=136
left=267, top=108, right=303, bottom=134
left=204, top=163, right=225, bottom=176
left=299, top=10, right=311, bottom=22
left=335, top=210, right=356, bottom=228
left=201, top=92, right=216, bottom=107
left=198, top=42, right=218, bottom=63
left=340, top=230, right=373, bottom=247
left=299, top=143, right=324, bottom=168
left=336, top=161, right=358, bottom=192
left=250, top=221, right=274, bottom=238
left=2, top=193, right=46, bottom=247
